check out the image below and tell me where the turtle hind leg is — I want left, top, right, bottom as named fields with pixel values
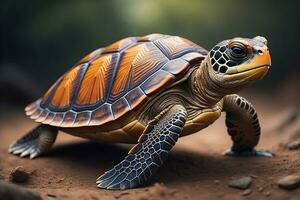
left=222, top=94, right=274, bottom=158
left=9, top=125, right=58, bottom=159
left=96, top=104, right=187, bottom=190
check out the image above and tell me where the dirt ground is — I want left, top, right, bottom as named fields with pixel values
left=0, top=94, right=299, bottom=200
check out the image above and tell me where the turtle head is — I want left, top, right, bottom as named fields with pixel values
left=206, top=36, right=271, bottom=92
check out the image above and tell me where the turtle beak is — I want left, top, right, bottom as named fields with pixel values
left=224, top=48, right=271, bottom=81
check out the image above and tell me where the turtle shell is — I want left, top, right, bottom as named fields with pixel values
left=25, top=34, right=207, bottom=127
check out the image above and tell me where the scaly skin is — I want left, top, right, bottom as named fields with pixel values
left=222, top=94, right=273, bottom=157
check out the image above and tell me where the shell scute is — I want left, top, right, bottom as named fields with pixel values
left=36, top=110, right=49, bottom=123
left=43, top=112, right=55, bottom=124
left=30, top=107, right=42, bottom=120
left=161, top=58, right=189, bottom=76
left=138, top=33, right=166, bottom=42
left=103, top=37, right=138, bottom=53
left=111, top=97, right=131, bottom=120
left=78, top=48, right=104, bottom=64
left=61, top=111, right=76, bottom=127
left=140, top=70, right=175, bottom=95
left=89, top=104, right=114, bottom=126
left=181, top=52, right=206, bottom=64
left=108, top=42, right=168, bottom=102
left=73, top=111, right=91, bottom=127
left=50, top=65, right=81, bottom=108
left=125, top=87, right=147, bottom=110
left=50, top=113, right=65, bottom=126
left=154, top=36, right=195, bottom=59
left=76, top=54, right=115, bottom=106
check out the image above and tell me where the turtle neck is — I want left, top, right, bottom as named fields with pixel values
left=190, top=58, right=228, bottom=108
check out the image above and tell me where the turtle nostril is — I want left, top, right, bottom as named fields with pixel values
left=258, top=49, right=263, bottom=55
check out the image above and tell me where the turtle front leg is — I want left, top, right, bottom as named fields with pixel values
left=96, top=104, right=187, bottom=190
left=9, top=125, right=58, bottom=159
left=222, top=94, right=273, bottom=157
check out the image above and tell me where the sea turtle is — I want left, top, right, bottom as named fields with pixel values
left=9, top=33, right=272, bottom=189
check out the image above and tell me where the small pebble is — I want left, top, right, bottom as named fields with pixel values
left=277, top=174, right=300, bottom=190
left=120, top=191, right=130, bottom=196
left=249, top=174, right=258, bottom=179
left=265, top=191, right=270, bottom=197
left=242, top=189, right=252, bottom=196
left=258, top=187, right=264, bottom=192
left=287, top=141, right=300, bottom=150
left=228, top=176, right=252, bottom=190
left=114, top=193, right=120, bottom=199
left=47, top=193, right=56, bottom=198
left=9, top=166, right=30, bottom=183
left=152, top=183, right=167, bottom=196
left=56, top=177, right=65, bottom=183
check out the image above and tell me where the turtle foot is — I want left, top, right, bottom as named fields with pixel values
left=9, top=139, right=41, bottom=159
left=96, top=155, right=141, bottom=190
left=223, top=148, right=274, bottom=157
left=9, top=125, right=57, bottom=159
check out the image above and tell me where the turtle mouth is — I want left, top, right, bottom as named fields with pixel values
left=223, top=65, right=270, bottom=81
left=237, top=64, right=270, bottom=74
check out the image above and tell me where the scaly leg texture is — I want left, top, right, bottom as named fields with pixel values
left=96, top=104, right=187, bottom=190
left=222, top=94, right=273, bottom=157
left=9, top=125, right=58, bottom=159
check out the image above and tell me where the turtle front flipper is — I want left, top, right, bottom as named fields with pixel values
left=9, top=125, right=58, bottom=159
left=222, top=95, right=273, bottom=157
left=96, top=105, right=187, bottom=190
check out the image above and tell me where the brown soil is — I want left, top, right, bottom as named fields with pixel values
left=0, top=95, right=299, bottom=200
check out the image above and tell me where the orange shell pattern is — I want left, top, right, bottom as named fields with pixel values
left=25, top=34, right=207, bottom=127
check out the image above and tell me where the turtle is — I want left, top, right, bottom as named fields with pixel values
left=9, top=33, right=273, bottom=190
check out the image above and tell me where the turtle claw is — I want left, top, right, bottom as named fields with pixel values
left=96, top=158, right=140, bottom=190
left=223, top=148, right=274, bottom=157
left=9, top=139, right=42, bottom=159
left=9, top=125, right=57, bottom=159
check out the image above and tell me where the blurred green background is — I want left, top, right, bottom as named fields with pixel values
left=1, top=0, right=299, bottom=104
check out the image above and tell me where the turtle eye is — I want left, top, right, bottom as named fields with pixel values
left=230, top=44, right=247, bottom=59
